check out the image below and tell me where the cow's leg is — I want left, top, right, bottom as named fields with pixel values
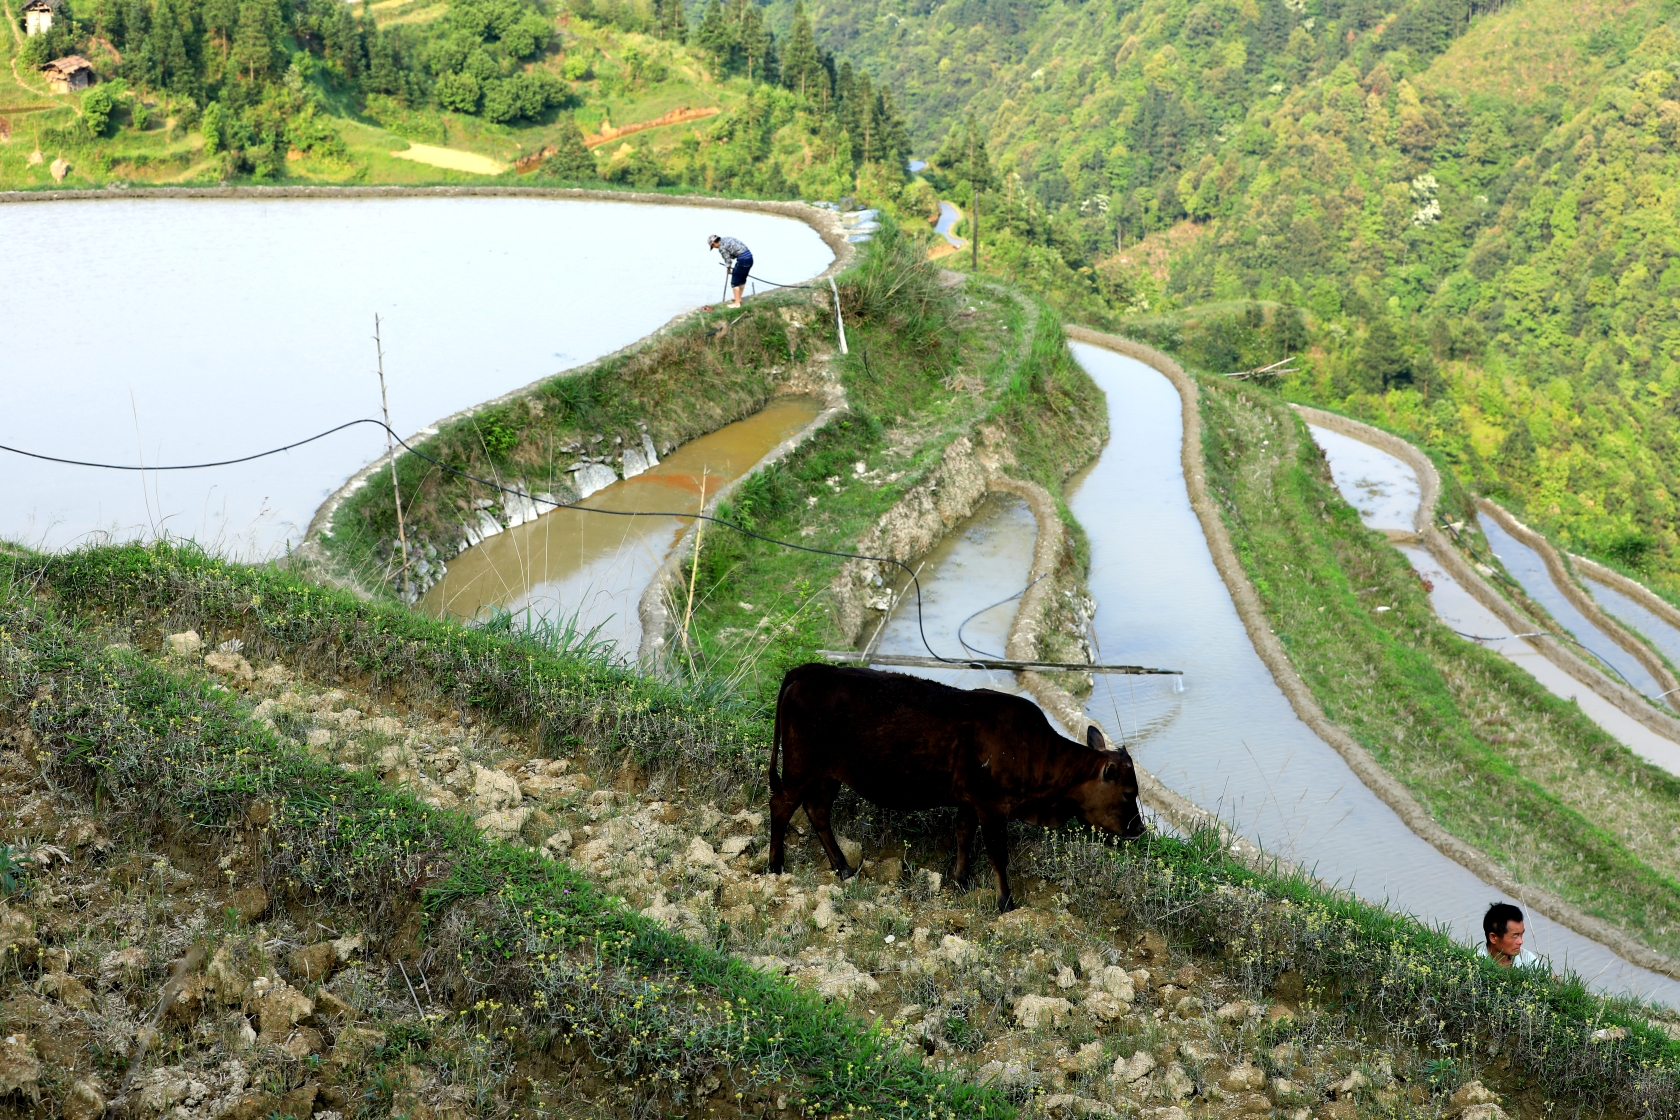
left=767, top=782, right=802, bottom=875
left=980, top=815, right=1015, bottom=912
left=953, top=805, right=978, bottom=886
left=804, top=782, right=855, bottom=878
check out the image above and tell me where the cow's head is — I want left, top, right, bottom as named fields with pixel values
left=1077, top=725, right=1146, bottom=839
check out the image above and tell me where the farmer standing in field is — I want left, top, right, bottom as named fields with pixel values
left=710, top=234, right=753, bottom=309
left=1479, top=902, right=1541, bottom=968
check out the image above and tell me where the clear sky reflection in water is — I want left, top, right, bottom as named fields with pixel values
left=2, top=197, right=832, bottom=559
left=1073, top=343, right=1680, bottom=1004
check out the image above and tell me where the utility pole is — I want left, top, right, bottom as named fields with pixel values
left=374, top=314, right=412, bottom=603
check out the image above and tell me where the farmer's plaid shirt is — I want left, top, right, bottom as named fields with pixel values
left=715, top=237, right=751, bottom=264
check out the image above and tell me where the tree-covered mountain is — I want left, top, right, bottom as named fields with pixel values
left=776, top=0, right=1680, bottom=593
left=11, top=0, right=1680, bottom=592
left=2, top=0, right=912, bottom=196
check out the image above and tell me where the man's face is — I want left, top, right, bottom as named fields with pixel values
left=1488, top=919, right=1525, bottom=961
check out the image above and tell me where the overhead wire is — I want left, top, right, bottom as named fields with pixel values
left=1436, top=517, right=1643, bottom=692
left=2, top=418, right=963, bottom=665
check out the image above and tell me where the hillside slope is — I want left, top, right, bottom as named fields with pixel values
left=0, top=0, right=913, bottom=201
left=784, top=0, right=1680, bottom=597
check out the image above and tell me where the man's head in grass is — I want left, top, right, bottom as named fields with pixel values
left=1483, top=902, right=1528, bottom=966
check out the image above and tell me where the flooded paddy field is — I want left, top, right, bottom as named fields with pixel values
left=1476, top=514, right=1669, bottom=703
left=867, top=342, right=1679, bottom=999
left=1, top=196, right=832, bottom=558
left=1306, top=427, right=1680, bottom=779
left=1586, top=574, right=1680, bottom=676
left=421, top=394, right=824, bottom=650
left=990, top=344, right=1679, bottom=1002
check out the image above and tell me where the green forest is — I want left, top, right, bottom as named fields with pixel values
left=771, top=0, right=1680, bottom=597
left=10, top=0, right=1680, bottom=595
left=5, top=0, right=913, bottom=194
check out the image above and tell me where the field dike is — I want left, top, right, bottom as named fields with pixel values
left=668, top=261, right=1116, bottom=706
left=1298, top=409, right=1680, bottom=743
left=1571, top=552, right=1680, bottom=640
left=1473, top=499, right=1680, bottom=704
left=257, top=187, right=856, bottom=603
left=1095, top=353, right=1680, bottom=975
left=1291, top=406, right=1680, bottom=977
left=986, top=471, right=1271, bottom=871
left=8, top=541, right=1680, bottom=1120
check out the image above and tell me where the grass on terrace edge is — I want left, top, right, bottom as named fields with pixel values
left=323, top=222, right=946, bottom=606
left=1196, top=372, right=1680, bottom=961
left=321, top=273, right=830, bottom=602
left=0, top=561, right=1009, bottom=1120
left=682, top=275, right=1107, bottom=703
left=4, top=541, right=1680, bottom=1116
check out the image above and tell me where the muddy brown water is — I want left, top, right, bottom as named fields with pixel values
left=421, top=395, right=824, bottom=652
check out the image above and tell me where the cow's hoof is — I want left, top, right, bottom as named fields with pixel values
left=837, top=863, right=858, bottom=880
left=997, top=896, right=1017, bottom=914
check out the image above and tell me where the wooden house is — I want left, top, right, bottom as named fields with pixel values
left=40, top=55, right=93, bottom=94
left=23, top=0, right=59, bottom=36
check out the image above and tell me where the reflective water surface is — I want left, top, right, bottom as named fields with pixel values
left=934, top=201, right=966, bottom=248
left=1586, top=577, right=1680, bottom=679
left=421, top=395, right=824, bottom=653
left=1067, top=344, right=1680, bottom=1003
left=1306, top=427, right=1680, bottom=777
left=868, top=493, right=1037, bottom=695
left=1477, top=515, right=1668, bottom=703
left=1308, top=425, right=1420, bottom=532
left=2, top=197, right=833, bottom=558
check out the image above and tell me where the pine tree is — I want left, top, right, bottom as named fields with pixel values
left=653, top=0, right=686, bottom=43
left=1363, top=318, right=1412, bottom=391
left=781, top=0, right=820, bottom=98
left=231, top=0, right=281, bottom=81
left=694, top=0, right=735, bottom=76
left=148, top=0, right=196, bottom=95
left=729, top=0, right=772, bottom=83
left=538, top=115, right=599, bottom=182
left=202, top=0, right=239, bottom=70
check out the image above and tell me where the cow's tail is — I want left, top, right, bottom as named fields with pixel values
left=769, top=672, right=794, bottom=795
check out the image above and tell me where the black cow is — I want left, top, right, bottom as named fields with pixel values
left=768, top=663, right=1146, bottom=910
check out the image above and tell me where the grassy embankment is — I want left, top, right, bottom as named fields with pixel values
left=6, top=541, right=1680, bottom=1118
left=0, top=542, right=1007, bottom=1120
left=679, top=244, right=1108, bottom=703
left=320, top=238, right=850, bottom=600
left=1196, top=373, right=1680, bottom=961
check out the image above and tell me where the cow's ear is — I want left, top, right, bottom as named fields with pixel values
left=1087, top=725, right=1106, bottom=752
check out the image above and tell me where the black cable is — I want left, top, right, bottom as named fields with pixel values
left=956, top=574, right=1047, bottom=660
left=1437, top=517, right=1642, bottom=691
left=0, top=418, right=386, bottom=470
left=716, top=258, right=818, bottom=291
left=3, top=418, right=960, bottom=664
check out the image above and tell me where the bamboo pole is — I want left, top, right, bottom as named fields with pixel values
left=680, top=471, right=710, bottom=673
left=374, top=314, right=411, bottom=603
